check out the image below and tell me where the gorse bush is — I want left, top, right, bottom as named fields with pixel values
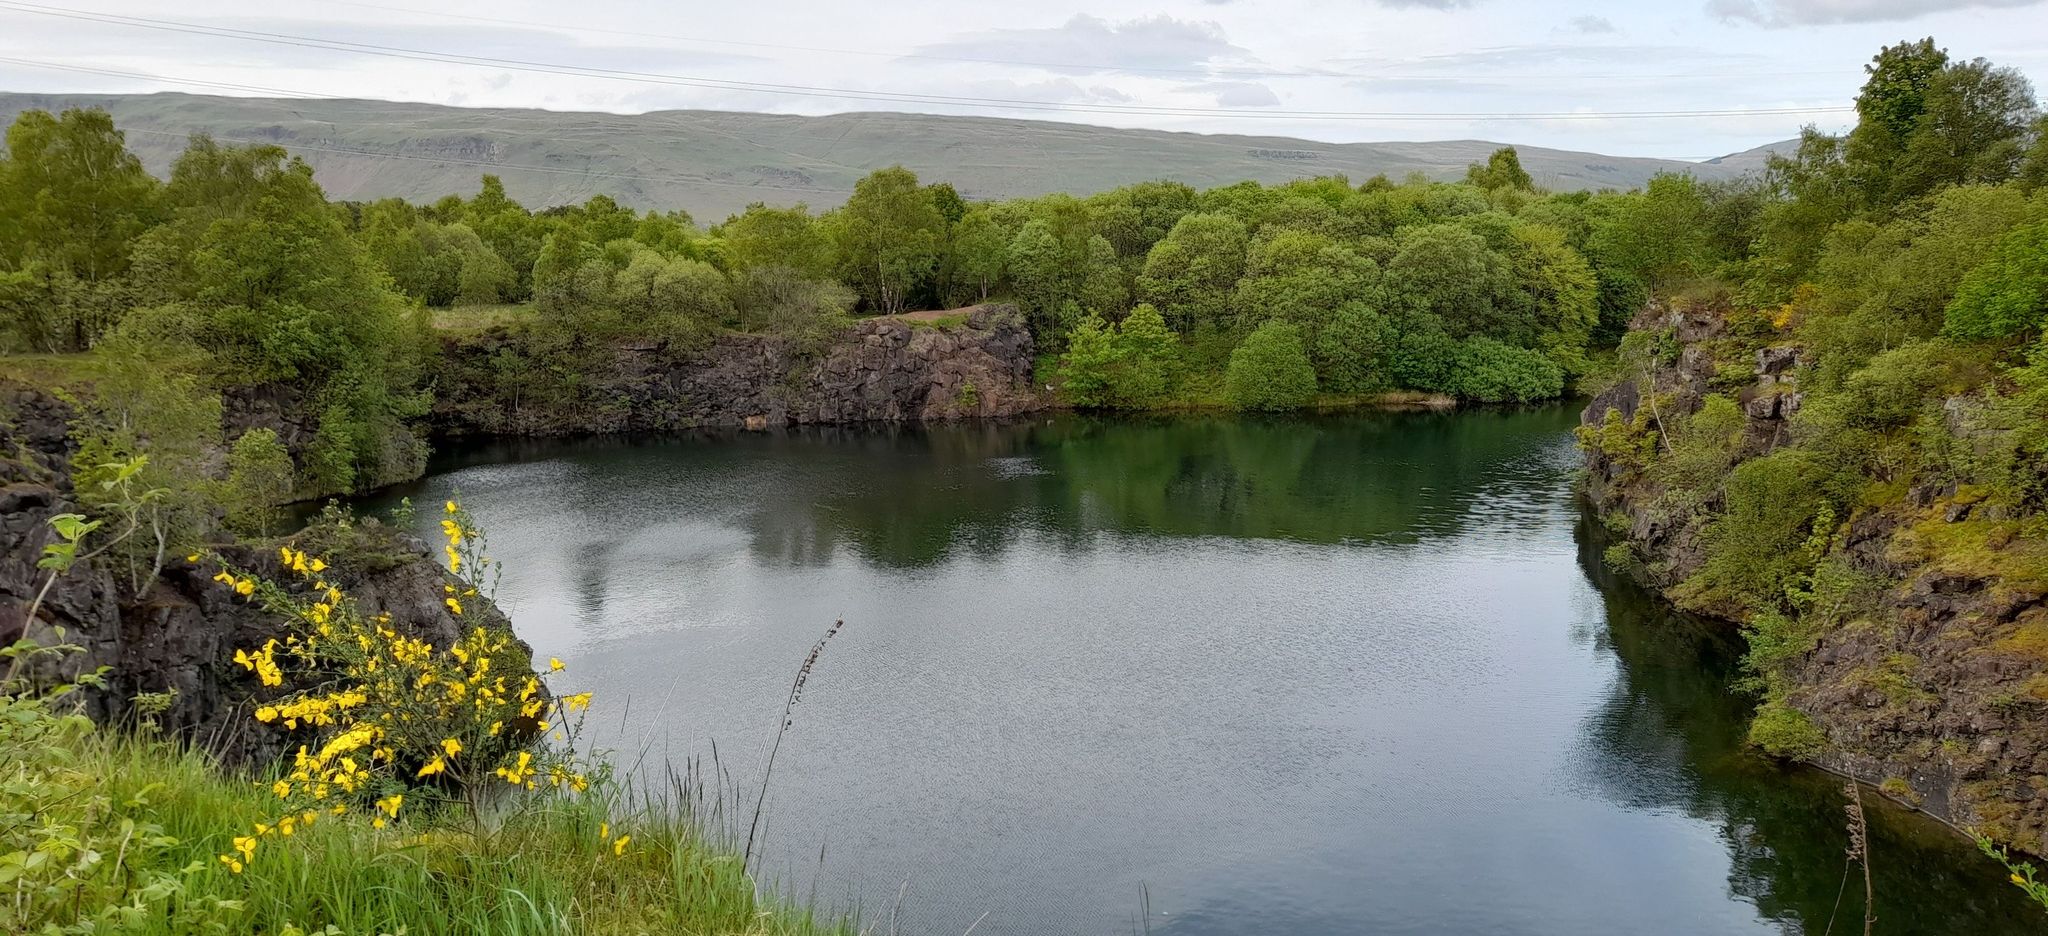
left=2, top=506, right=846, bottom=934
left=204, top=501, right=593, bottom=875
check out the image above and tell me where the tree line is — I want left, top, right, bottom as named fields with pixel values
left=2, top=35, right=2045, bottom=493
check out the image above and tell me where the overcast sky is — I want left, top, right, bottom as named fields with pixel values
left=0, top=0, right=2044, bottom=160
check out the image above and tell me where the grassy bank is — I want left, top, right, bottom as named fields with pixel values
left=5, top=714, right=847, bottom=935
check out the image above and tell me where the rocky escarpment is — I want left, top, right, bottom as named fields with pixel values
left=0, top=381, right=520, bottom=765
left=1582, top=297, right=2048, bottom=849
left=432, top=305, right=1046, bottom=436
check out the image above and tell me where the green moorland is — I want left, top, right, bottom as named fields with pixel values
left=3, top=32, right=2048, bottom=929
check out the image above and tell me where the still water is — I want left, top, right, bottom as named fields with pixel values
left=357, top=408, right=2037, bottom=934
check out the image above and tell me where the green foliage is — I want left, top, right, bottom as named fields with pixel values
left=1947, top=219, right=2048, bottom=341
left=1447, top=337, right=1565, bottom=403
left=1058, top=303, right=1181, bottom=409
left=1677, top=449, right=1837, bottom=616
left=828, top=166, right=944, bottom=313
left=1140, top=212, right=1249, bottom=332
left=220, top=429, right=294, bottom=538
left=1465, top=146, right=1535, bottom=192
left=1979, top=836, right=2048, bottom=915
left=1232, top=229, right=1379, bottom=342
left=1589, top=173, right=1715, bottom=285
left=1313, top=303, right=1396, bottom=394
left=0, top=108, right=159, bottom=351
left=719, top=201, right=831, bottom=280
left=1225, top=321, right=1317, bottom=411
left=1748, top=700, right=1827, bottom=758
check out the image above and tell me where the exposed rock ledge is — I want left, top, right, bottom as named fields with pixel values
left=432, top=304, right=1047, bottom=437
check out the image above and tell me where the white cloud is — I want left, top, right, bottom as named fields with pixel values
left=1707, top=0, right=2047, bottom=26
left=958, top=78, right=1137, bottom=104
left=915, top=14, right=1249, bottom=75
left=1567, top=15, right=1618, bottom=32
left=1183, top=81, right=1282, bottom=107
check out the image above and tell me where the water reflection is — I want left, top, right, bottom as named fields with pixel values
left=351, top=409, right=2037, bottom=935
left=404, top=408, right=1582, bottom=573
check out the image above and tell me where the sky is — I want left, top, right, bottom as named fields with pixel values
left=0, top=0, right=2044, bottom=161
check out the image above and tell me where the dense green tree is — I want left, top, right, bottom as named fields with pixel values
left=1588, top=173, right=1714, bottom=285
left=1507, top=223, right=1599, bottom=372
left=828, top=166, right=945, bottom=313
left=1058, top=313, right=1120, bottom=408
left=720, top=202, right=828, bottom=277
left=1447, top=337, right=1565, bottom=403
left=220, top=427, right=294, bottom=537
left=463, top=175, right=544, bottom=299
left=1087, top=180, right=1199, bottom=260
left=610, top=245, right=731, bottom=338
left=0, top=108, right=158, bottom=283
left=1225, top=321, right=1317, bottom=411
left=1313, top=303, right=1396, bottom=394
left=948, top=206, right=1008, bottom=303
left=1383, top=223, right=1511, bottom=336
left=122, top=138, right=428, bottom=492
left=1139, top=212, right=1249, bottom=332
left=0, top=108, right=159, bottom=349
left=1232, top=229, right=1379, bottom=339
left=1845, top=37, right=1952, bottom=197
left=1466, top=146, right=1535, bottom=192
left=1007, top=196, right=1104, bottom=340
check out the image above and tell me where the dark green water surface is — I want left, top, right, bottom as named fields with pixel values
left=356, top=407, right=2038, bottom=935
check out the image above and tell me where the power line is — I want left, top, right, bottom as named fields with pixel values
left=0, top=55, right=322, bottom=97
left=0, top=1, right=1855, bottom=122
left=317, top=0, right=1854, bottom=84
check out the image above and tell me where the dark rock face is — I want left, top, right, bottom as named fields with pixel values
left=1580, top=298, right=2048, bottom=850
left=1, top=380, right=520, bottom=766
left=432, top=305, right=1046, bottom=436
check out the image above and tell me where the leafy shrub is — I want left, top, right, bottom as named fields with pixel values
left=219, top=428, right=294, bottom=537
left=1677, top=449, right=1837, bottom=615
left=1448, top=337, right=1565, bottom=402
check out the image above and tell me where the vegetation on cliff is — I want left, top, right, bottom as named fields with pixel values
left=1577, top=37, right=2048, bottom=863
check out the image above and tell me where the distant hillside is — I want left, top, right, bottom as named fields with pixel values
left=0, top=92, right=1790, bottom=220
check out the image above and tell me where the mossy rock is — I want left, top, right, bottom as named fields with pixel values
left=1749, top=700, right=1828, bottom=759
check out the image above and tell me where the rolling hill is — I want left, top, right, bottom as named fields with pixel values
left=0, top=91, right=1794, bottom=221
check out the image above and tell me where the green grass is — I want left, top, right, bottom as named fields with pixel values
left=0, top=351, right=97, bottom=389
left=431, top=303, right=538, bottom=336
left=9, top=721, right=848, bottom=936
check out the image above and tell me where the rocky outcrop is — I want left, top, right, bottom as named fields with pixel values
left=0, top=380, right=520, bottom=765
left=1581, top=297, right=2048, bottom=850
left=433, top=305, right=1046, bottom=436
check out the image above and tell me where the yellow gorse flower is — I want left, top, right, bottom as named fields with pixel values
left=213, top=502, right=596, bottom=874
left=612, top=835, right=631, bottom=856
